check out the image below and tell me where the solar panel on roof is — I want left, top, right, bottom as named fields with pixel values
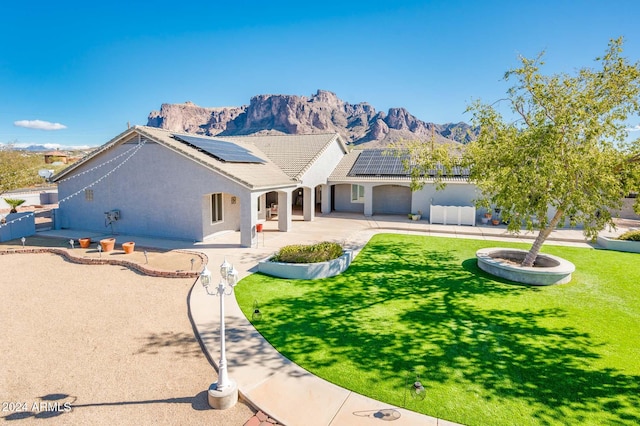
left=173, top=134, right=265, bottom=163
left=348, top=149, right=409, bottom=176
left=347, top=149, right=470, bottom=178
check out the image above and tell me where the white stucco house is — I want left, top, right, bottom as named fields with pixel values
left=52, top=125, right=482, bottom=247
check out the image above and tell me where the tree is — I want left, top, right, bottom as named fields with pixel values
left=0, top=145, right=44, bottom=196
left=464, top=37, right=640, bottom=266
left=3, top=198, right=26, bottom=213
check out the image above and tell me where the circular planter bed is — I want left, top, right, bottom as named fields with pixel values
left=476, top=247, right=575, bottom=286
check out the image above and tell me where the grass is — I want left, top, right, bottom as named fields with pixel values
left=236, top=234, right=640, bottom=426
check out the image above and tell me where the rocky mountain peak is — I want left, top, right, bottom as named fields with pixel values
left=147, top=91, right=477, bottom=147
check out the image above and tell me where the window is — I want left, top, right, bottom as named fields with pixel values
left=84, top=189, right=94, bottom=201
left=211, top=193, right=223, bottom=223
left=351, top=184, right=365, bottom=203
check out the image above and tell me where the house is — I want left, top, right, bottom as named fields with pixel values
left=329, top=149, right=480, bottom=224
left=52, top=126, right=349, bottom=247
left=44, top=150, right=69, bottom=164
left=52, top=126, right=481, bottom=247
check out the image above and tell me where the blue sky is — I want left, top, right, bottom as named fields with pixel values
left=2, top=0, right=640, bottom=148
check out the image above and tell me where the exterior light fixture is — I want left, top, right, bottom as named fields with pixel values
left=201, top=257, right=239, bottom=409
left=404, top=369, right=426, bottom=406
left=252, top=300, right=262, bottom=321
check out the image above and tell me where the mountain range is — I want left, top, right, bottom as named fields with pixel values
left=147, top=90, right=477, bottom=147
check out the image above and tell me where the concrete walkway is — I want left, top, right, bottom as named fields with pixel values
left=39, top=213, right=630, bottom=426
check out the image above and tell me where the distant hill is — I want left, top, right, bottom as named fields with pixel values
left=147, top=90, right=477, bottom=147
left=0, top=143, right=93, bottom=153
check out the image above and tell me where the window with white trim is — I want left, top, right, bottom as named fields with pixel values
left=351, top=184, right=365, bottom=203
left=211, top=193, right=223, bottom=223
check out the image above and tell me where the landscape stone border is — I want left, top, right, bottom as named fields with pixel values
left=476, top=247, right=575, bottom=286
left=0, top=247, right=207, bottom=278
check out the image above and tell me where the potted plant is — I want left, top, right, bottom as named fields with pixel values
left=100, top=238, right=116, bottom=252
left=79, top=237, right=91, bottom=248
left=122, top=241, right=135, bottom=254
left=3, top=198, right=26, bottom=213
left=481, top=210, right=492, bottom=224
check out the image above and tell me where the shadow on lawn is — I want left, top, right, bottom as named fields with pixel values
left=238, top=235, right=640, bottom=425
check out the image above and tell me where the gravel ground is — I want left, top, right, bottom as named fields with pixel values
left=0, top=253, right=255, bottom=425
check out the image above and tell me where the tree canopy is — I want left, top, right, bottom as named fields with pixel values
left=466, top=37, right=640, bottom=266
left=405, top=37, right=640, bottom=267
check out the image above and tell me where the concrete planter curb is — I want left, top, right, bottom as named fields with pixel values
left=596, top=235, right=640, bottom=254
left=258, top=250, right=353, bottom=280
left=476, top=247, right=575, bottom=286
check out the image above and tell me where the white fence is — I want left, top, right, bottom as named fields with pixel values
left=430, top=205, right=476, bottom=226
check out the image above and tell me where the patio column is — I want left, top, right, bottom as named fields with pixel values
left=320, top=184, right=331, bottom=214
left=303, top=187, right=315, bottom=221
left=277, top=190, right=292, bottom=232
left=363, top=185, right=373, bottom=217
left=240, top=193, right=258, bottom=247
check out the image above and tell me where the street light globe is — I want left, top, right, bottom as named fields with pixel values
left=200, top=266, right=212, bottom=287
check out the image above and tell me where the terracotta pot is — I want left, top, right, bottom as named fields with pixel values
left=100, top=238, right=116, bottom=252
left=122, top=241, right=135, bottom=254
left=79, top=238, right=91, bottom=248
left=492, top=219, right=500, bottom=226
left=256, top=223, right=263, bottom=232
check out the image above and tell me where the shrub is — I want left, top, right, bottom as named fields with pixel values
left=3, top=198, right=26, bottom=213
left=272, top=241, right=343, bottom=263
left=617, top=229, right=640, bottom=241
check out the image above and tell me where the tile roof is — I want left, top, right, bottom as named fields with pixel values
left=53, top=126, right=299, bottom=190
left=219, top=133, right=346, bottom=179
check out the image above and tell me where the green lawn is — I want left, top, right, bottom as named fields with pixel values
left=235, top=234, right=640, bottom=426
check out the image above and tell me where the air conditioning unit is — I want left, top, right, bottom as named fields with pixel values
left=104, top=209, right=121, bottom=222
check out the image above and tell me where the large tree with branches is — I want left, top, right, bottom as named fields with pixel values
left=402, top=38, right=640, bottom=268
left=465, top=37, right=640, bottom=266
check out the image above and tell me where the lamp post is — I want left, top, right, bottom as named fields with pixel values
left=200, top=257, right=239, bottom=410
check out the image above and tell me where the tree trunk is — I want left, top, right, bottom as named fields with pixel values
left=521, top=209, right=564, bottom=267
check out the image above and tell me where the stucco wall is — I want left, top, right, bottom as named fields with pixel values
left=56, top=139, right=248, bottom=241
left=412, top=183, right=479, bottom=222
left=333, top=184, right=364, bottom=213
left=300, top=139, right=346, bottom=187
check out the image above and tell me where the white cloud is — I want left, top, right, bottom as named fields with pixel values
left=14, top=119, right=67, bottom=130
left=626, top=124, right=640, bottom=132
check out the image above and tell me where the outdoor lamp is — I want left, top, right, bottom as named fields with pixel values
left=404, top=369, right=427, bottom=406
left=202, top=258, right=239, bottom=410
left=412, top=380, right=426, bottom=399
left=200, top=266, right=212, bottom=287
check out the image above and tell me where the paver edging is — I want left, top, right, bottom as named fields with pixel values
left=0, top=247, right=207, bottom=278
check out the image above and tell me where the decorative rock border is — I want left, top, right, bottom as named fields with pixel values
left=596, top=235, right=640, bottom=254
left=258, top=250, right=353, bottom=280
left=476, top=247, right=575, bottom=285
left=0, top=247, right=207, bottom=278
